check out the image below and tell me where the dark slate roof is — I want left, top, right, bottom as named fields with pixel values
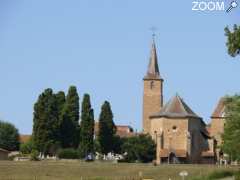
left=150, top=95, right=201, bottom=119
left=144, top=40, right=162, bottom=80
left=0, top=148, right=9, bottom=153
left=211, top=97, right=225, bottom=118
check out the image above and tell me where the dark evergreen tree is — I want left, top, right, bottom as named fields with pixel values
left=225, top=25, right=240, bottom=57
left=98, top=101, right=116, bottom=154
left=55, top=91, right=66, bottom=145
left=32, top=88, right=60, bottom=155
left=79, top=94, right=94, bottom=157
left=56, top=91, right=66, bottom=117
left=0, top=120, right=20, bottom=151
left=59, top=86, right=80, bottom=148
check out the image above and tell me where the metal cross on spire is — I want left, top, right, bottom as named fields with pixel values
left=150, top=26, right=158, bottom=41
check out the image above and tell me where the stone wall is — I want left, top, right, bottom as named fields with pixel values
left=188, top=118, right=209, bottom=163
left=143, top=79, right=163, bottom=134
left=0, top=151, right=8, bottom=160
left=151, top=117, right=188, bottom=151
left=211, top=117, right=225, bottom=146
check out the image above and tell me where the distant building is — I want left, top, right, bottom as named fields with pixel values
left=19, top=134, right=31, bottom=144
left=94, top=122, right=134, bottom=138
left=142, top=38, right=215, bottom=164
left=0, top=148, right=9, bottom=160
left=210, top=98, right=226, bottom=163
left=20, top=123, right=134, bottom=147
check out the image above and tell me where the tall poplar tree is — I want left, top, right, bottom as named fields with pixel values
left=59, top=86, right=80, bottom=148
left=98, top=101, right=116, bottom=154
left=79, top=94, right=94, bottom=157
left=32, top=88, right=59, bottom=155
left=56, top=91, right=66, bottom=117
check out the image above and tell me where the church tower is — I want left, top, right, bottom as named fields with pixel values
left=143, top=38, right=163, bottom=134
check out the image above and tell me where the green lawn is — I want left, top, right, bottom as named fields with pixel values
left=0, top=161, right=238, bottom=180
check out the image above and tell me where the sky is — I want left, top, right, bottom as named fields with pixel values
left=0, top=0, right=239, bottom=134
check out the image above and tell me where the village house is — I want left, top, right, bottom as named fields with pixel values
left=0, top=148, right=9, bottom=160
left=94, top=122, right=134, bottom=138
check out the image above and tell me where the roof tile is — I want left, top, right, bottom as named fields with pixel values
left=151, top=95, right=200, bottom=119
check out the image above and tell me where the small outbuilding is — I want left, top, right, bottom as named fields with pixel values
left=0, top=148, right=9, bottom=160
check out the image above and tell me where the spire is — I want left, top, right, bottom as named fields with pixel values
left=144, top=37, right=161, bottom=79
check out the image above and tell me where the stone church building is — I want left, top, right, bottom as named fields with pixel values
left=142, top=39, right=224, bottom=164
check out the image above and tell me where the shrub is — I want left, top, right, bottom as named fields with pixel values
left=20, top=139, right=34, bottom=154
left=122, top=134, right=156, bottom=163
left=57, top=148, right=80, bottom=159
left=208, top=170, right=234, bottom=179
left=191, top=170, right=235, bottom=180
left=235, top=171, right=240, bottom=179
left=30, top=150, right=39, bottom=161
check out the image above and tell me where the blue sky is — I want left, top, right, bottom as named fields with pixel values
left=0, top=0, right=239, bottom=134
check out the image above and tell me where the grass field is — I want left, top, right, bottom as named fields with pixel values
left=0, top=161, right=238, bottom=180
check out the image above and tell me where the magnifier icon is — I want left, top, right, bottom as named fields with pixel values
left=226, top=1, right=238, bottom=13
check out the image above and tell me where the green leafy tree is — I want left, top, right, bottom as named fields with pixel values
left=60, top=86, right=80, bottom=148
left=122, top=134, right=156, bottom=163
left=112, top=135, right=125, bottom=154
left=79, top=94, right=94, bottom=157
left=222, top=95, right=240, bottom=161
left=98, top=101, right=116, bottom=154
left=0, top=120, right=20, bottom=151
left=225, top=25, right=240, bottom=57
left=32, top=88, right=60, bottom=155
left=20, top=139, right=34, bottom=154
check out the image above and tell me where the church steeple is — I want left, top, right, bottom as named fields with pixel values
left=142, top=37, right=164, bottom=134
left=144, top=39, right=161, bottom=79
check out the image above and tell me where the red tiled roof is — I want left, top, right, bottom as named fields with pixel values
left=211, top=98, right=225, bottom=118
left=94, top=122, right=134, bottom=138
left=19, top=135, right=31, bottom=143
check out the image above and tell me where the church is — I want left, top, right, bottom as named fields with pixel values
left=142, top=38, right=225, bottom=164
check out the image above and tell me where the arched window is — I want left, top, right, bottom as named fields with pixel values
left=150, top=81, right=154, bottom=89
left=172, top=126, right=177, bottom=132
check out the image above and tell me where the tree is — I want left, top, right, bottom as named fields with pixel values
left=112, top=135, right=125, bottom=154
left=222, top=95, right=240, bottom=161
left=20, top=138, right=34, bottom=154
left=98, top=101, right=116, bottom=154
left=79, top=94, right=94, bottom=157
left=0, top=120, right=20, bottom=151
left=56, top=91, right=66, bottom=117
left=122, top=134, right=156, bottom=163
left=59, top=86, right=80, bottom=148
left=225, top=25, right=240, bottom=57
left=32, top=88, right=60, bottom=155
